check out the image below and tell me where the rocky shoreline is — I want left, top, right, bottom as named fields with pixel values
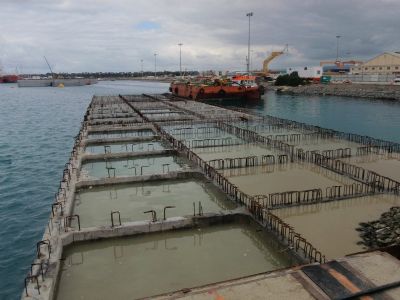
left=268, top=83, right=400, bottom=101
left=357, top=207, right=400, bottom=248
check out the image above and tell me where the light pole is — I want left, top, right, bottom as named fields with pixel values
left=140, top=59, right=143, bottom=78
left=250, top=49, right=254, bottom=72
left=178, top=43, right=183, bottom=77
left=246, top=12, right=253, bottom=74
left=336, top=35, right=341, bottom=62
left=154, top=53, right=157, bottom=78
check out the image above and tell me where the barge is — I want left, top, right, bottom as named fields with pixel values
left=170, top=75, right=264, bottom=101
left=17, top=78, right=98, bottom=87
left=0, top=74, right=19, bottom=83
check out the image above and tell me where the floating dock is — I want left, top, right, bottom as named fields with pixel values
left=23, top=93, right=400, bottom=299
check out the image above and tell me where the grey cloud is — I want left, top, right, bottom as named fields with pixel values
left=0, top=0, right=399, bottom=73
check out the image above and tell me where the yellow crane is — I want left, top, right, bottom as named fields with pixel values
left=262, top=44, right=288, bottom=75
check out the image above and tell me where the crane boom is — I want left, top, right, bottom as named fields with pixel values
left=262, top=44, right=288, bottom=74
left=43, top=56, right=55, bottom=78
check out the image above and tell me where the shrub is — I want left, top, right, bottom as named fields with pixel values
left=275, top=72, right=307, bottom=86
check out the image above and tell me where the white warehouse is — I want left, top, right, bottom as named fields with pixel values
left=286, top=66, right=323, bottom=79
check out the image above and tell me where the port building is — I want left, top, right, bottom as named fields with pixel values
left=286, top=66, right=323, bottom=79
left=351, top=52, right=400, bottom=75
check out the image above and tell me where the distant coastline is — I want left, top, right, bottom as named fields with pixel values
left=100, top=77, right=174, bottom=83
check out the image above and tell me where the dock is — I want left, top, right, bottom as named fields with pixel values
left=23, top=93, right=400, bottom=299
left=17, top=78, right=98, bottom=87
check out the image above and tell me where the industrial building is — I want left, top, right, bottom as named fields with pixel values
left=287, top=66, right=322, bottom=79
left=351, top=52, right=400, bottom=75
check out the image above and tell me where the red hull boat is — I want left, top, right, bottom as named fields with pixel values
left=0, top=75, right=19, bottom=83
left=170, top=75, right=264, bottom=101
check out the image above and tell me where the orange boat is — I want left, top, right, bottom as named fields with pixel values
left=170, top=75, right=264, bottom=101
left=0, top=74, right=19, bottom=83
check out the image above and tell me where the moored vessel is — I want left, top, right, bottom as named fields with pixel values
left=170, top=75, right=264, bottom=101
left=17, top=78, right=98, bottom=87
left=0, top=74, right=19, bottom=83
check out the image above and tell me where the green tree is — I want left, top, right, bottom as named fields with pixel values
left=275, top=72, right=307, bottom=86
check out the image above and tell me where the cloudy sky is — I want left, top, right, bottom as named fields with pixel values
left=0, top=0, right=399, bottom=73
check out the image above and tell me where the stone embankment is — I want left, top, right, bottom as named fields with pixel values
left=270, top=83, right=400, bottom=101
left=357, top=207, right=400, bottom=248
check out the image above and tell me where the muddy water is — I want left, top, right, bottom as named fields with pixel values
left=259, top=130, right=306, bottom=138
left=232, top=121, right=363, bottom=154
left=168, top=128, right=238, bottom=143
left=194, top=143, right=279, bottom=161
left=224, top=162, right=356, bottom=195
left=90, top=112, right=136, bottom=119
left=85, top=141, right=167, bottom=154
left=87, top=129, right=154, bottom=139
left=144, top=112, right=183, bottom=119
left=140, top=109, right=172, bottom=114
left=294, top=138, right=362, bottom=153
left=56, top=222, right=295, bottom=300
left=233, top=121, right=302, bottom=130
left=80, top=155, right=188, bottom=179
left=74, top=180, right=236, bottom=227
left=273, top=194, right=400, bottom=258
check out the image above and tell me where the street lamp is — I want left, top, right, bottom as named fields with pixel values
left=140, top=59, right=143, bottom=77
left=246, top=12, right=253, bottom=74
left=336, top=35, right=341, bottom=62
left=250, top=49, right=254, bottom=72
left=178, top=43, right=183, bottom=77
left=154, top=53, right=157, bottom=78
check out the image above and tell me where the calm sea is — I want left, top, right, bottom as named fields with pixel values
left=0, top=81, right=399, bottom=299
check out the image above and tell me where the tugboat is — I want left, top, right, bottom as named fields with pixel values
left=170, top=75, right=264, bottom=101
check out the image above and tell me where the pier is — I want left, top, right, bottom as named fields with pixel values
left=23, top=93, right=400, bottom=299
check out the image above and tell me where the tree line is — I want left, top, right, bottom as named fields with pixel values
left=20, top=71, right=200, bottom=79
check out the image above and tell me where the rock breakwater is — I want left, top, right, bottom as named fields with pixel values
left=272, top=84, right=400, bottom=101
left=357, top=206, right=400, bottom=248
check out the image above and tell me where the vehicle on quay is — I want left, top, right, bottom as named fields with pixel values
left=169, top=75, right=265, bottom=101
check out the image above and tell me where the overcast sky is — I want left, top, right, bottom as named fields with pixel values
left=0, top=0, right=399, bottom=73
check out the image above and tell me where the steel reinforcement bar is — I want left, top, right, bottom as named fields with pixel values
left=208, top=154, right=289, bottom=170
left=251, top=182, right=374, bottom=209
left=152, top=120, right=326, bottom=264
left=216, top=121, right=295, bottom=157
left=264, top=210, right=326, bottom=264
left=260, top=114, right=400, bottom=153
left=218, top=106, right=400, bottom=153
left=311, top=153, right=400, bottom=194
left=296, top=148, right=352, bottom=161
